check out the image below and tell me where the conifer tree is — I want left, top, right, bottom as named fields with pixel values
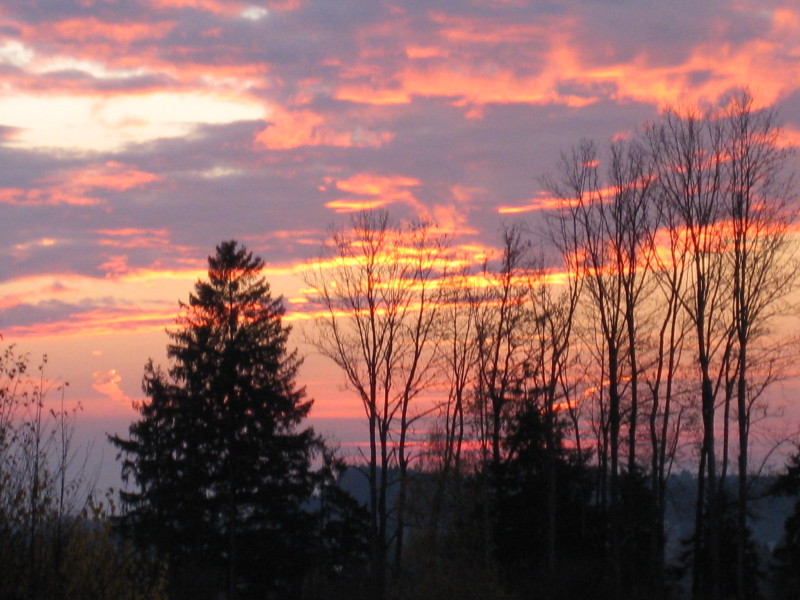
left=111, top=240, right=322, bottom=600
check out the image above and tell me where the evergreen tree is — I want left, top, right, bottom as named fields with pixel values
left=492, top=397, right=604, bottom=600
left=110, top=241, right=323, bottom=600
left=770, top=449, right=800, bottom=599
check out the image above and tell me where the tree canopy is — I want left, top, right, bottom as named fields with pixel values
left=110, top=240, right=325, bottom=599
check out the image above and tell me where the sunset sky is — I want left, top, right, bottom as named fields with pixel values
left=2, top=0, right=800, bottom=489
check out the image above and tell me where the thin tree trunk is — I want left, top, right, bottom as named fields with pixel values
left=692, top=444, right=707, bottom=600
left=608, top=348, right=622, bottom=598
left=736, top=339, right=748, bottom=600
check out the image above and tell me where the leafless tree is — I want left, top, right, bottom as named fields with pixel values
left=521, top=252, right=581, bottom=589
left=646, top=105, right=735, bottom=600
left=721, top=90, right=797, bottom=600
left=0, top=345, right=127, bottom=599
left=302, top=211, right=445, bottom=594
left=641, top=173, right=692, bottom=581
left=436, top=261, right=479, bottom=481
left=544, top=138, right=655, bottom=595
left=471, top=225, right=530, bottom=470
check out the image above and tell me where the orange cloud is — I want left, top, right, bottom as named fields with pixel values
left=336, top=173, right=418, bottom=196
left=406, top=46, right=449, bottom=59
left=4, top=307, right=176, bottom=339
left=115, top=267, right=206, bottom=283
left=771, top=8, right=800, bottom=34
left=325, top=199, right=394, bottom=212
left=775, top=124, right=800, bottom=149
left=324, top=173, right=421, bottom=213
left=161, top=63, right=269, bottom=87
left=499, top=182, right=646, bottom=214
left=0, top=162, right=160, bottom=206
left=18, top=307, right=176, bottom=338
left=335, top=52, right=596, bottom=109
left=0, top=293, right=25, bottom=311
left=0, top=187, right=99, bottom=206
left=336, top=16, right=595, bottom=108
left=96, top=228, right=168, bottom=238
left=98, top=255, right=131, bottom=278
left=430, top=12, right=548, bottom=44
left=336, top=10, right=800, bottom=112
left=95, top=229, right=172, bottom=254
left=255, top=108, right=346, bottom=148
left=499, top=193, right=573, bottom=214
left=255, top=107, right=394, bottom=149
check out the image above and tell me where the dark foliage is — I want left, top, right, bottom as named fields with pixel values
left=491, top=399, right=610, bottom=600
left=617, top=470, right=663, bottom=597
left=770, top=449, right=800, bottom=599
left=674, top=490, right=764, bottom=600
left=110, top=241, right=367, bottom=599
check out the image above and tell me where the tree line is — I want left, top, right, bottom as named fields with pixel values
left=3, top=90, right=800, bottom=599
left=300, top=90, right=800, bottom=600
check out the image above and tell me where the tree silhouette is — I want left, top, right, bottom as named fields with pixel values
left=111, top=241, right=323, bottom=600
left=302, top=212, right=445, bottom=595
left=770, top=449, right=800, bottom=599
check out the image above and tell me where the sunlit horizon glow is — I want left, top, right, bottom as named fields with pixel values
left=2, top=0, right=800, bottom=489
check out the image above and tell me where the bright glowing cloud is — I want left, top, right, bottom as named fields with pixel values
left=193, top=166, right=246, bottom=179
left=0, top=40, right=33, bottom=67
left=241, top=6, right=269, bottom=20
left=38, top=57, right=149, bottom=81
left=0, top=92, right=265, bottom=152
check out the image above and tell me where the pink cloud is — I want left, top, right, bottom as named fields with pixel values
left=49, top=18, right=176, bottom=44
left=0, top=162, right=160, bottom=206
left=147, top=0, right=243, bottom=16
left=92, top=368, right=135, bottom=405
left=69, top=162, right=161, bottom=191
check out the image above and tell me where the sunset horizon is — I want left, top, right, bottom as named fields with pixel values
left=3, top=3, right=800, bottom=597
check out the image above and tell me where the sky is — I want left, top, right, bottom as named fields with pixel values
left=2, top=0, right=800, bottom=490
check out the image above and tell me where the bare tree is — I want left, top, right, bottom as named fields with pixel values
left=0, top=345, right=150, bottom=599
left=436, top=261, right=479, bottom=481
left=721, top=90, right=797, bottom=600
left=522, top=252, right=581, bottom=590
left=607, top=139, right=656, bottom=473
left=641, top=174, right=692, bottom=582
left=545, top=138, right=652, bottom=596
left=391, top=222, right=446, bottom=576
left=646, top=106, right=734, bottom=600
left=430, top=257, right=483, bottom=487
left=302, top=211, right=445, bottom=594
left=471, top=225, right=530, bottom=471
